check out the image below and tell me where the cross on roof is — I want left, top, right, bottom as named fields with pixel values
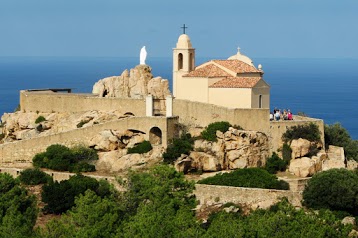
left=181, top=24, right=188, bottom=34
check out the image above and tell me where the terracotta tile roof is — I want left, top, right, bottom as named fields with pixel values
left=209, top=77, right=261, bottom=88
left=212, top=60, right=260, bottom=73
left=183, top=64, right=232, bottom=78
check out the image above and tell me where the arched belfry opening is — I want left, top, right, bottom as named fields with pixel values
left=149, top=127, right=162, bottom=145
left=178, top=53, right=183, bottom=70
left=189, top=53, right=193, bottom=71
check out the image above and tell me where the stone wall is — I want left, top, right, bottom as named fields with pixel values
left=269, top=116, right=325, bottom=153
left=18, top=91, right=325, bottom=156
left=194, top=184, right=302, bottom=209
left=173, top=99, right=270, bottom=135
left=0, top=167, right=120, bottom=189
left=20, top=91, right=146, bottom=115
left=0, top=116, right=178, bottom=167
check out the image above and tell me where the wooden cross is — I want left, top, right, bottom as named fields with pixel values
left=181, top=24, right=188, bottom=34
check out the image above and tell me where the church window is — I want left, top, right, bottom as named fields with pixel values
left=259, top=95, right=262, bottom=108
left=189, top=53, right=193, bottom=71
left=178, top=53, right=183, bottom=70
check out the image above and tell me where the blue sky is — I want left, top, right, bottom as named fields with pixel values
left=0, top=0, right=357, bottom=58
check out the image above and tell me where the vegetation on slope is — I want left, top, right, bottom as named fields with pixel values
left=282, top=122, right=321, bottom=143
left=0, top=173, right=37, bottom=237
left=18, top=168, right=52, bottom=185
left=41, top=174, right=111, bottom=214
left=0, top=165, right=355, bottom=237
left=33, top=144, right=97, bottom=172
left=198, top=168, right=289, bottom=190
left=303, top=168, right=358, bottom=216
left=264, top=152, right=288, bottom=174
left=163, top=133, right=194, bottom=163
left=201, top=121, right=232, bottom=142
left=127, top=140, right=152, bottom=154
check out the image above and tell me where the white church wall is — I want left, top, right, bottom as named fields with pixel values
left=176, top=77, right=208, bottom=103
left=251, top=87, right=270, bottom=109
left=208, top=88, right=252, bottom=108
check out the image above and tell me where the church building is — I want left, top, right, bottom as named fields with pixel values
left=172, top=33, right=270, bottom=109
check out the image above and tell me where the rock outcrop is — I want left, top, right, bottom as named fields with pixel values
left=175, top=128, right=269, bottom=173
left=92, top=65, right=171, bottom=99
left=289, top=145, right=347, bottom=177
left=0, top=110, right=129, bottom=143
left=90, top=129, right=165, bottom=173
left=288, top=154, right=324, bottom=177
left=322, top=145, right=346, bottom=170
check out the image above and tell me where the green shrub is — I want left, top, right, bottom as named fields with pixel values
left=282, top=123, right=320, bottom=143
left=71, top=145, right=98, bottom=161
left=18, top=168, right=52, bottom=185
left=201, top=121, right=232, bottom=142
left=68, top=162, right=96, bottom=173
left=163, top=133, right=193, bottom=164
left=325, top=123, right=358, bottom=161
left=303, top=168, right=358, bottom=215
left=0, top=173, right=38, bottom=237
left=35, top=115, right=46, bottom=124
left=0, top=133, right=4, bottom=141
left=127, top=141, right=153, bottom=154
left=41, top=174, right=111, bottom=214
left=265, top=152, right=287, bottom=174
left=198, top=168, right=289, bottom=190
left=282, top=143, right=292, bottom=163
left=32, top=144, right=97, bottom=172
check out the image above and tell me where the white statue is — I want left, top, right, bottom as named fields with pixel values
left=140, top=46, right=147, bottom=65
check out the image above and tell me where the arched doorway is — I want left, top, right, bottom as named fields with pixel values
left=149, top=127, right=162, bottom=145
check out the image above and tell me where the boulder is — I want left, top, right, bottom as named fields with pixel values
left=290, top=138, right=311, bottom=159
left=174, top=154, right=192, bottom=173
left=322, top=145, right=346, bottom=171
left=89, top=130, right=119, bottom=151
left=189, top=152, right=223, bottom=172
left=96, top=146, right=164, bottom=173
left=342, top=216, right=356, bottom=226
left=289, top=156, right=323, bottom=177
left=13, top=129, right=39, bottom=140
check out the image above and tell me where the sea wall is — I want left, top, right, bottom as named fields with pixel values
left=194, top=184, right=302, bottom=209
left=0, top=116, right=178, bottom=167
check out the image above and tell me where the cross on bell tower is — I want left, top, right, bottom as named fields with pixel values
left=181, top=24, right=188, bottom=34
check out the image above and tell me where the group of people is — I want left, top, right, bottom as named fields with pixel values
left=270, top=108, right=293, bottom=121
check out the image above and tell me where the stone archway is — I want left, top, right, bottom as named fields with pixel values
left=149, top=127, right=162, bottom=145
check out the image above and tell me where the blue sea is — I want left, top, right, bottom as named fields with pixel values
left=0, top=57, right=357, bottom=139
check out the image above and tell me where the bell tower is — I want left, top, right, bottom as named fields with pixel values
left=173, top=25, right=195, bottom=97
